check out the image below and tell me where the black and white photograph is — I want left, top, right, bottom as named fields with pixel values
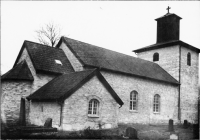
left=1, top=1, right=200, bottom=139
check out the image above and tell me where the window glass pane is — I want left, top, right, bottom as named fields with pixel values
left=153, top=95, right=160, bottom=112
left=88, top=99, right=99, bottom=115
left=130, top=91, right=138, bottom=110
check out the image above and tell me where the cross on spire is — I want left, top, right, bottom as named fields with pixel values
left=166, top=6, right=171, bottom=14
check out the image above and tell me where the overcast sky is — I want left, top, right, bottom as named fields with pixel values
left=1, top=1, right=200, bottom=75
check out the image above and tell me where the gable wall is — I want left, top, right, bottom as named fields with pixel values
left=62, top=75, right=119, bottom=131
left=59, top=42, right=85, bottom=71
left=101, top=71, right=179, bottom=124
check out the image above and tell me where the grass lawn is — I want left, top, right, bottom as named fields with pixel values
left=118, top=123, right=194, bottom=140
left=1, top=123, right=196, bottom=139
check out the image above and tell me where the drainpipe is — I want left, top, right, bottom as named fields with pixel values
left=58, top=101, right=64, bottom=128
left=178, top=45, right=181, bottom=122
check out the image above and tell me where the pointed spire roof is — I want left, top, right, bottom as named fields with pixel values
left=1, top=60, right=34, bottom=81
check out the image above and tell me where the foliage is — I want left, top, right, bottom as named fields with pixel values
left=35, top=22, right=61, bottom=47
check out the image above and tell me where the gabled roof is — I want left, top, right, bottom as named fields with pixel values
left=56, top=37, right=179, bottom=85
left=133, top=40, right=200, bottom=53
left=1, top=60, right=34, bottom=81
left=14, top=40, right=74, bottom=75
left=27, top=69, right=124, bottom=106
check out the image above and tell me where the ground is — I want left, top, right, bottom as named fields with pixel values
left=2, top=123, right=197, bottom=139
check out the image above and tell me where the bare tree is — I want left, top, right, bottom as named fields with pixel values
left=36, top=22, right=61, bottom=47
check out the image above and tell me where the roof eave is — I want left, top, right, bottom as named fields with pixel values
left=36, top=69, right=64, bottom=76
left=155, top=13, right=182, bottom=21
left=1, top=78, right=34, bottom=82
left=133, top=40, right=200, bottom=53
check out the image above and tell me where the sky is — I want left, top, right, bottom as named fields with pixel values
left=1, top=1, right=200, bottom=75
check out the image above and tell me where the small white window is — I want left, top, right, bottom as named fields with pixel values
left=88, top=99, right=99, bottom=117
left=130, top=91, right=138, bottom=111
left=55, top=59, right=62, bottom=65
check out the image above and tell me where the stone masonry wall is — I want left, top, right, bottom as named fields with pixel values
left=62, top=75, right=119, bottom=131
left=101, top=71, right=179, bottom=124
left=137, top=45, right=180, bottom=81
left=59, top=42, right=85, bottom=71
left=29, top=101, right=61, bottom=128
left=1, top=81, right=32, bottom=125
left=180, top=46, right=199, bottom=123
left=1, top=48, right=55, bottom=126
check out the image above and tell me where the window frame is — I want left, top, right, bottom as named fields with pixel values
left=88, top=99, right=100, bottom=117
left=130, top=91, right=138, bottom=111
left=153, top=52, right=159, bottom=62
left=153, top=94, right=160, bottom=113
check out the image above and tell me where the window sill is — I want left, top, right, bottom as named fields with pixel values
left=88, top=115, right=99, bottom=118
left=129, top=110, right=138, bottom=113
left=153, top=112, right=160, bottom=114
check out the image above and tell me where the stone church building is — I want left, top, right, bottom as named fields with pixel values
left=1, top=11, right=199, bottom=130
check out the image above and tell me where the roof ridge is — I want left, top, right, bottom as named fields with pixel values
left=63, top=36, right=137, bottom=58
left=63, top=36, right=161, bottom=69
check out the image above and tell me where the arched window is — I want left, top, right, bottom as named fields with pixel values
left=88, top=99, right=99, bottom=116
left=153, top=53, right=159, bottom=62
left=130, top=91, right=138, bottom=111
left=153, top=94, right=160, bottom=113
left=187, top=52, right=191, bottom=66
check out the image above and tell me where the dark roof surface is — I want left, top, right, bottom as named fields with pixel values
left=59, top=37, right=179, bottom=85
left=1, top=60, right=34, bottom=81
left=133, top=40, right=200, bottom=53
left=14, top=41, right=74, bottom=75
left=27, top=69, right=123, bottom=106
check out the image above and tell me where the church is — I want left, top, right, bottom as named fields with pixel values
left=1, top=9, right=199, bottom=131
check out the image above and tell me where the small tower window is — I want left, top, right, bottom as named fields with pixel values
left=153, top=94, right=160, bottom=113
left=187, top=52, right=191, bottom=66
left=153, top=53, right=159, bottom=62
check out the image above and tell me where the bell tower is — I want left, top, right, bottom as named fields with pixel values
left=155, top=6, right=182, bottom=43
left=133, top=7, right=199, bottom=123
